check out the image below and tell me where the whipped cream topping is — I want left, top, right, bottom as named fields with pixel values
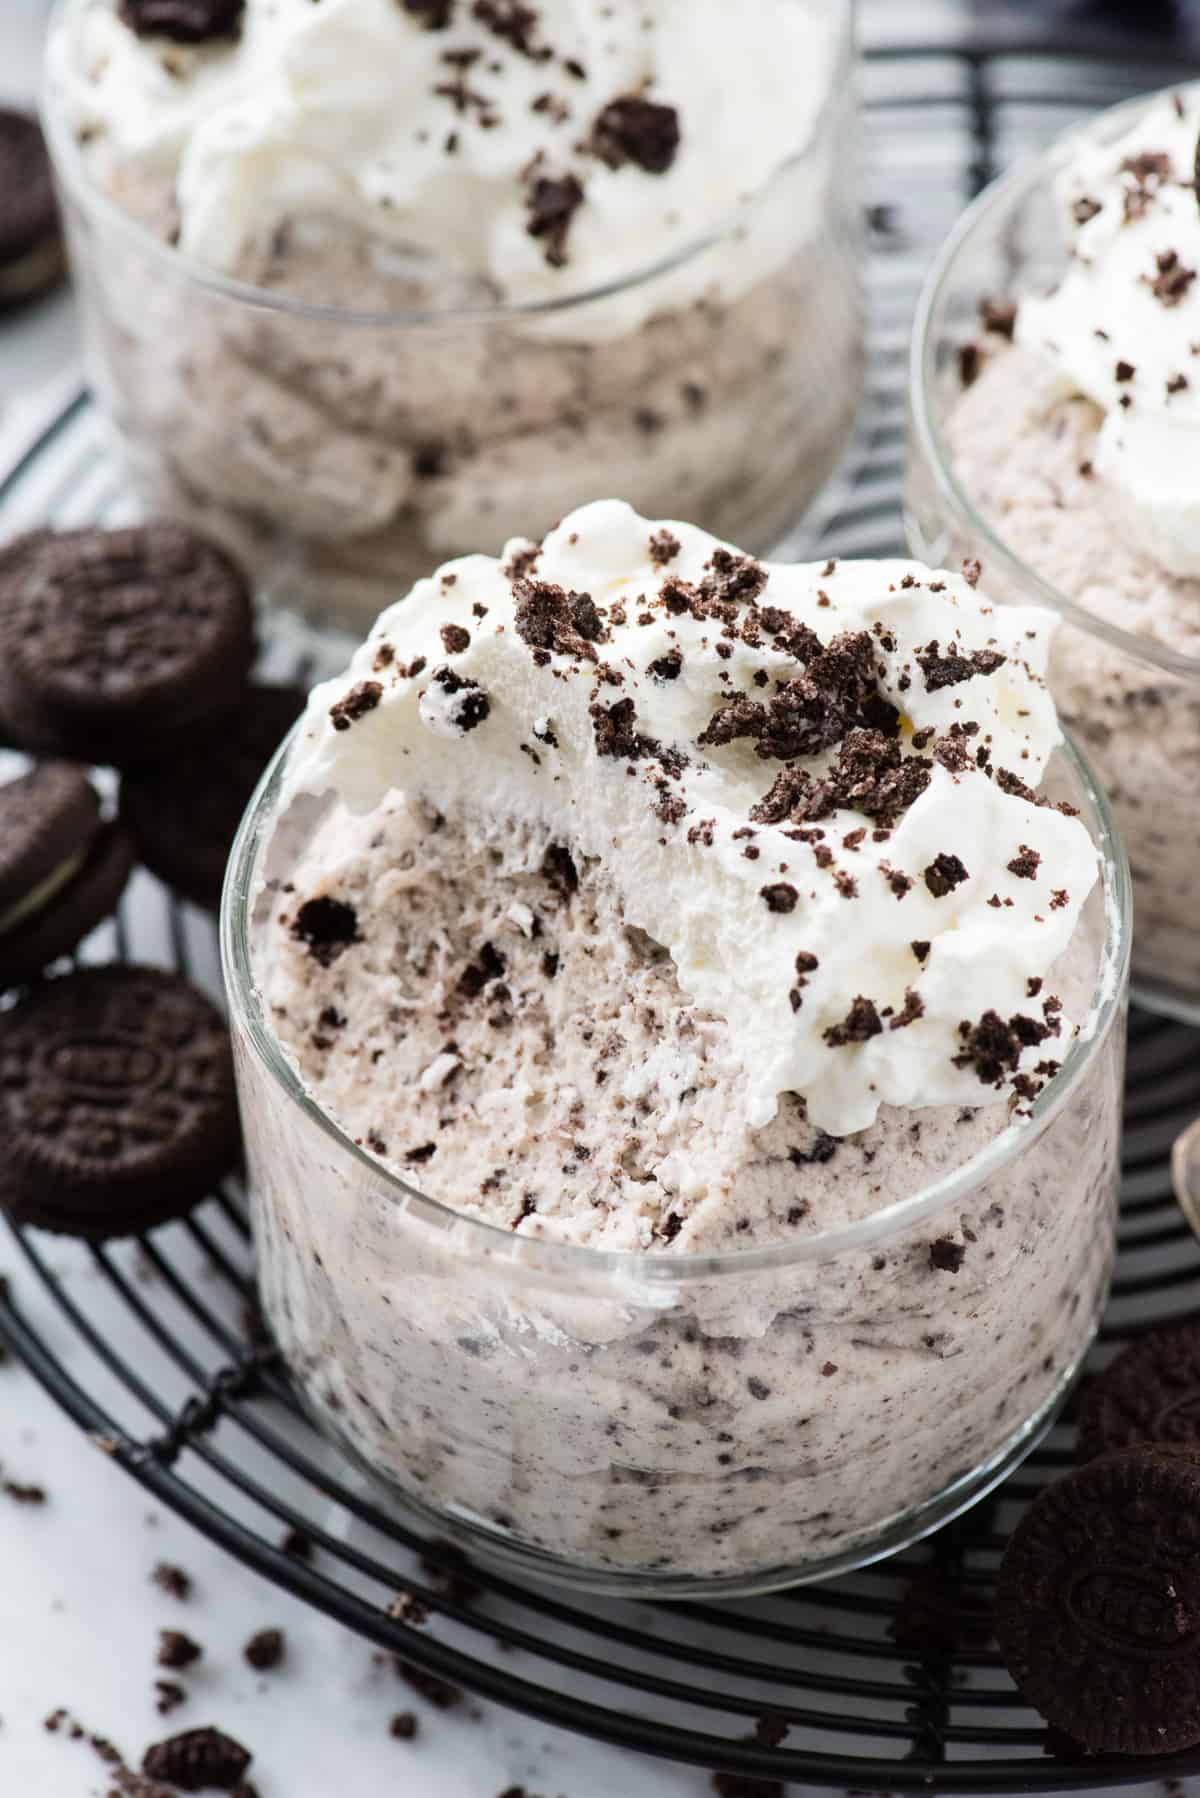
left=1017, top=85, right=1200, bottom=576
left=280, top=501, right=1099, bottom=1137
left=61, top=0, right=838, bottom=330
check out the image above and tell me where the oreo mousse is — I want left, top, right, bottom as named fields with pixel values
left=235, top=500, right=1124, bottom=1584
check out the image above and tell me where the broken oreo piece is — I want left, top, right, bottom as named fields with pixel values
left=995, top=1449, right=1200, bottom=1755
left=0, top=762, right=134, bottom=987
left=1076, top=1318, right=1200, bottom=1464
left=0, top=965, right=240, bottom=1240
left=0, top=111, right=64, bottom=309
left=122, top=683, right=304, bottom=910
left=142, top=1725, right=252, bottom=1791
left=0, top=525, right=254, bottom=767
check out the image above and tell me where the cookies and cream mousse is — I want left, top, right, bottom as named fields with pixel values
left=240, top=503, right=1121, bottom=1579
left=947, top=85, right=1200, bottom=1008
left=50, top=0, right=860, bottom=625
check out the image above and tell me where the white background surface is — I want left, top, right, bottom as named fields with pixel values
left=0, top=3, right=1191, bottom=1796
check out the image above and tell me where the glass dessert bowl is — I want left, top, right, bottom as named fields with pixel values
left=222, top=501, right=1131, bottom=1598
left=43, top=0, right=862, bottom=639
left=907, top=86, right=1200, bottom=1024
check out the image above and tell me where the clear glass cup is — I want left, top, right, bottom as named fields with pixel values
left=42, top=0, right=863, bottom=640
left=906, top=95, right=1200, bottom=1024
left=222, top=733, right=1131, bottom=1598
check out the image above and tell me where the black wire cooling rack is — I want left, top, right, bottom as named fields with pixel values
left=4, top=33, right=1200, bottom=1795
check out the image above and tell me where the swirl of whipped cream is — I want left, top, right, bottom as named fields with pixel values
left=279, top=500, right=1099, bottom=1137
left=60, top=0, right=839, bottom=331
left=1017, top=85, right=1200, bottom=576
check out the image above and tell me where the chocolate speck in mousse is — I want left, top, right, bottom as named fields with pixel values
left=929, top=1237, right=966, bottom=1273
left=293, top=896, right=361, bottom=965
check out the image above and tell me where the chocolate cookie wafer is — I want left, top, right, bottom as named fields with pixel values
left=1077, top=1319, right=1200, bottom=1464
left=0, top=965, right=240, bottom=1239
left=996, top=1449, right=1200, bottom=1755
left=0, top=525, right=254, bottom=767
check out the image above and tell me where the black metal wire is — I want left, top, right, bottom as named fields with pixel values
left=3, top=39, right=1200, bottom=1795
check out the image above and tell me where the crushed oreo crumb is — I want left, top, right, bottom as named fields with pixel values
left=590, top=95, right=680, bottom=172
left=759, top=883, right=799, bottom=914
left=924, top=853, right=969, bottom=898
left=243, top=1629, right=284, bottom=1672
left=330, top=681, right=383, bottom=732
left=824, top=996, right=883, bottom=1048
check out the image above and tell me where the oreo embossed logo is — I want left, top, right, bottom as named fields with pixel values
left=47, top=1035, right=163, bottom=1093
left=1065, top=1564, right=1200, bottom=1657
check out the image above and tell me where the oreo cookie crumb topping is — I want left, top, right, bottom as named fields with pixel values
left=824, top=996, right=883, bottom=1047
left=924, top=853, right=969, bottom=898
left=525, top=172, right=584, bottom=267
left=1007, top=845, right=1041, bottom=880
left=120, top=0, right=244, bottom=42
left=440, top=624, right=471, bottom=655
left=590, top=696, right=648, bottom=759
left=916, top=641, right=1006, bottom=692
left=911, top=940, right=931, bottom=962
left=890, top=988, right=925, bottom=1030
left=514, top=577, right=604, bottom=660
left=472, top=0, right=546, bottom=57
left=648, top=649, right=682, bottom=682
left=649, top=529, right=681, bottom=566
left=330, top=682, right=383, bottom=732
left=142, top=1726, right=252, bottom=1791
left=390, top=1712, right=419, bottom=1740
left=1150, top=248, right=1196, bottom=306
left=403, top=0, right=453, bottom=25
left=759, top=883, right=798, bottom=914
left=430, top=666, right=491, bottom=731
left=590, top=95, right=681, bottom=173
left=293, top=896, right=361, bottom=966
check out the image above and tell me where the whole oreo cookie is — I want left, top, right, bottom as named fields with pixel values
left=120, top=0, right=245, bottom=43
left=0, top=966, right=240, bottom=1240
left=0, top=526, right=254, bottom=767
left=1078, top=1320, right=1200, bottom=1464
left=0, top=111, right=64, bottom=309
left=0, top=762, right=135, bottom=987
left=123, top=683, right=305, bottom=909
left=996, top=1450, right=1200, bottom=1756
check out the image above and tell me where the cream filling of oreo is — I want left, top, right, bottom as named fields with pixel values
left=0, top=847, right=89, bottom=936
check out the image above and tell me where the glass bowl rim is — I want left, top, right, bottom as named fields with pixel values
left=219, top=718, right=1132, bottom=1287
left=909, top=85, right=1200, bottom=684
left=42, top=0, right=852, bottom=332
